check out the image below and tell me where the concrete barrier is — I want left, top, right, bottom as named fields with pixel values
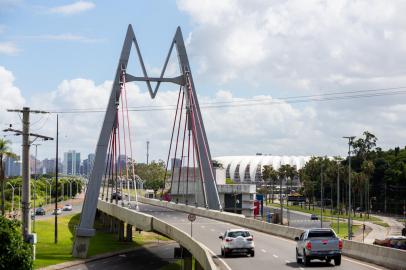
left=139, top=197, right=406, bottom=270
left=342, top=240, right=406, bottom=270
left=97, top=200, right=218, bottom=270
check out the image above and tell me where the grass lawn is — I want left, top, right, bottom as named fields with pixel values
left=371, top=221, right=390, bottom=227
left=328, top=218, right=360, bottom=239
left=159, top=260, right=182, bottom=270
left=34, top=214, right=170, bottom=269
left=267, top=202, right=381, bottom=222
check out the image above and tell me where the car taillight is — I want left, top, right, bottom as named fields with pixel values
left=247, top=237, right=253, bottom=241
left=338, top=239, right=343, bottom=249
left=225, top=238, right=233, bottom=242
left=306, top=241, right=312, bottom=250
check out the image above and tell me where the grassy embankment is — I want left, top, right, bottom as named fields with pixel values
left=34, top=213, right=170, bottom=269
left=267, top=202, right=381, bottom=222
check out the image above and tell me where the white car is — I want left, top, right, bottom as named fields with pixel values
left=219, top=229, right=255, bottom=257
left=52, top=208, right=62, bottom=215
left=63, top=204, right=73, bottom=211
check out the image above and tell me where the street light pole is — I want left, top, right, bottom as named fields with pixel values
left=146, top=140, right=150, bottom=165
left=343, top=136, right=355, bottom=240
left=32, top=143, right=40, bottom=233
left=321, top=160, right=324, bottom=228
left=337, top=161, right=340, bottom=234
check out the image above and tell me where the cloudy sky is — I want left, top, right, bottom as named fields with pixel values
left=1, top=0, right=406, bottom=162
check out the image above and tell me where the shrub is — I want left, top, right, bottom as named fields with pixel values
left=0, top=216, right=33, bottom=270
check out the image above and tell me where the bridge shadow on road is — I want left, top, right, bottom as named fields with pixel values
left=286, top=261, right=335, bottom=268
left=65, top=243, right=180, bottom=270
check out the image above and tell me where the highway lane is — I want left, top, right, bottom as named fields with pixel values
left=135, top=202, right=388, bottom=270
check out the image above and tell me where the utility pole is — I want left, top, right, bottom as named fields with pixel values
left=343, top=136, right=355, bottom=240
left=4, top=107, right=53, bottom=256
left=146, top=140, right=150, bottom=165
left=55, top=114, right=59, bottom=243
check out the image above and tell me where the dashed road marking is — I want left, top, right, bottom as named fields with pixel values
left=285, top=260, right=290, bottom=263
left=261, top=249, right=267, bottom=253
left=273, top=254, right=279, bottom=258
left=210, top=228, right=215, bottom=232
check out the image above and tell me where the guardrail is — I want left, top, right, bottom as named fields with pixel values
left=97, top=200, right=218, bottom=270
left=139, top=197, right=406, bottom=270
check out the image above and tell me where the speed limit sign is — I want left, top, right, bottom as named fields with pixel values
left=188, top=214, right=196, bottom=222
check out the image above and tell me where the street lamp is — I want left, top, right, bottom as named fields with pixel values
left=6, top=182, right=15, bottom=217
left=343, top=136, right=355, bottom=240
left=45, top=179, right=52, bottom=205
left=67, top=179, right=73, bottom=202
left=32, top=143, right=40, bottom=233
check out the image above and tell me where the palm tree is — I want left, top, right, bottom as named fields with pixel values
left=262, top=165, right=278, bottom=203
left=0, top=139, right=17, bottom=216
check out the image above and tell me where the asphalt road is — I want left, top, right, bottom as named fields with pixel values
left=63, top=243, right=179, bottom=270
left=135, top=202, right=388, bottom=270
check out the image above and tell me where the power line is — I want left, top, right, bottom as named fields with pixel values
left=48, top=86, right=406, bottom=114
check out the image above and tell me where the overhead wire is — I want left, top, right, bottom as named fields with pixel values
left=47, top=86, right=406, bottom=114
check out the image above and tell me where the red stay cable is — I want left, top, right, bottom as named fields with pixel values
left=170, top=91, right=185, bottom=197
left=177, top=110, right=188, bottom=195
left=163, top=86, right=182, bottom=197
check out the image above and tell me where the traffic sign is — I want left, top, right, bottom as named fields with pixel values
left=188, top=214, right=196, bottom=222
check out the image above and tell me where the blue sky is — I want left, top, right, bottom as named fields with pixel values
left=1, top=0, right=406, bottom=161
left=0, top=1, right=195, bottom=97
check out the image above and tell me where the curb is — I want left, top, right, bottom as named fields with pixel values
left=38, top=241, right=176, bottom=270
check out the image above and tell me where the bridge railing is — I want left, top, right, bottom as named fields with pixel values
left=97, top=199, right=218, bottom=270
left=139, top=197, right=406, bottom=270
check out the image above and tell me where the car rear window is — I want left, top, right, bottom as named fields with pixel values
left=308, top=230, right=335, bottom=238
left=228, top=231, right=251, bottom=238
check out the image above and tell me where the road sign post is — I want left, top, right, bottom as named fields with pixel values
left=188, top=214, right=196, bottom=237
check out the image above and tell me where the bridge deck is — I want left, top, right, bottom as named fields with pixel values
left=135, top=202, right=388, bottom=270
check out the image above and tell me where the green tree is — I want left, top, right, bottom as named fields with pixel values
left=136, top=160, right=166, bottom=196
left=0, top=139, right=17, bottom=216
left=0, top=216, right=33, bottom=269
left=262, top=165, right=278, bottom=203
left=278, top=164, right=297, bottom=206
left=351, top=131, right=377, bottom=160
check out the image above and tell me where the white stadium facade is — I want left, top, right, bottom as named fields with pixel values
left=214, top=155, right=312, bottom=183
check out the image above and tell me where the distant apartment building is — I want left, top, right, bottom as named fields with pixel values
left=4, top=156, right=21, bottom=177
left=29, top=155, right=42, bottom=175
left=88, top=153, right=95, bottom=175
left=63, top=150, right=81, bottom=175
left=42, top=158, right=62, bottom=174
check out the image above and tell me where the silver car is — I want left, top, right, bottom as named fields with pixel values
left=219, top=229, right=255, bottom=257
left=295, top=228, right=342, bottom=266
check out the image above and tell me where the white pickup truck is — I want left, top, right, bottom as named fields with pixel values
left=295, top=228, right=342, bottom=266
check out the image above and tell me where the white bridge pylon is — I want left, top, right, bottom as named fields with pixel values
left=72, top=24, right=221, bottom=258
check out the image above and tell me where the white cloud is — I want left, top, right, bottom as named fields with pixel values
left=49, top=1, right=95, bottom=15
left=0, top=41, right=19, bottom=55
left=0, top=66, right=25, bottom=139
left=23, top=33, right=103, bottom=43
left=177, top=0, right=406, bottom=90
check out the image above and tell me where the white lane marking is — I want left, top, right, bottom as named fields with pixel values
left=210, top=229, right=215, bottom=232
left=261, top=249, right=267, bottom=253
left=285, top=260, right=290, bottom=263
left=343, top=257, right=386, bottom=270
left=201, top=225, right=205, bottom=229
left=299, top=267, right=304, bottom=270
left=273, top=254, right=279, bottom=258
